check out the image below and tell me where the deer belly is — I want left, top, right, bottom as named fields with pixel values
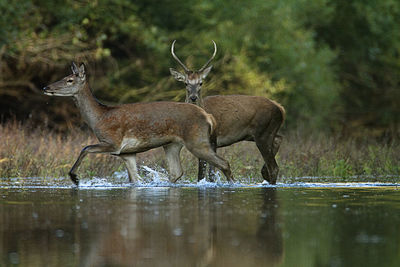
left=216, top=131, right=253, bottom=147
left=116, top=136, right=170, bottom=154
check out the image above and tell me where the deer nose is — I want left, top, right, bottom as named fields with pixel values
left=43, top=86, right=49, bottom=91
left=190, top=96, right=197, bottom=102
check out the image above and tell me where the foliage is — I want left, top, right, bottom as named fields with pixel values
left=0, top=0, right=399, bottom=136
left=315, top=0, right=400, bottom=136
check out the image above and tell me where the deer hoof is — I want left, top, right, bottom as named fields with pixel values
left=170, top=176, right=180, bottom=183
left=69, top=173, right=79, bottom=186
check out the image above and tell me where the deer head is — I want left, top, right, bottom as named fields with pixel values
left=170, top=40, right=217, bottom=105
left=43, top=62, right=86, bottom=96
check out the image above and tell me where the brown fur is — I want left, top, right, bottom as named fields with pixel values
left=203, top=95, right=285, bottom=147
left=201, top=95, right=285, bottom=184
left=170, top=42, right=285, bottom=184
left=43, top=63, right=232, bottom=185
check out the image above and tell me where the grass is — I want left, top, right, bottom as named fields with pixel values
left=0, top=121, right=399, bottom=183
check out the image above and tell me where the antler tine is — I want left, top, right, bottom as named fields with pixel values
left=199, top=40, right=217, bottom=72
left=171, top=40, right=190, bottom=72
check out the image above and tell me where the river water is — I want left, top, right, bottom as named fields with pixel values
left=1, top=178, right=399, bottom=266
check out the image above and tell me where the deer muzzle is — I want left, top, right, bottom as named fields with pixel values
left=189, top=96, right=198, bottom=102
left=43, top=86, right=53, bottom=95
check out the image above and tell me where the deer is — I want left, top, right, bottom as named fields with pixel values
left=169, top=41, right=285, bottom=184
left=43, top=62, right=232, bottom=186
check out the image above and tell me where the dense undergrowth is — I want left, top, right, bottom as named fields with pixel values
left=0, top=122, right=399, bottom=183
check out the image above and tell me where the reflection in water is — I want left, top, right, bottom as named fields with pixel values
left=256, top=189, right=283, bottom=265
left=0, top=188, right=283, bottom=267
left=1, top=187, right=400, bottom=266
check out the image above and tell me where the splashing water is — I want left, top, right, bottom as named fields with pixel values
left=0, top=168, right=398, bottom=189
left=140, top=166, right=170, bottom=183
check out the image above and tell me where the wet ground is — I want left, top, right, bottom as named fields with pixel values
left=1, top=177, right=400, bottom=266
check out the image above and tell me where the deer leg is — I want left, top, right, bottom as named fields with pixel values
left=198, top=159, right=207, bottom=182
left=120, top=154, right=140, bottom=183
left=273, top=134, right=283, bottom=156
left=187, top=143, right=233, bottom=182
left=207, top=163, right=216, bottom=182
left=163, top=143, right=184, bottom=183
left=207, top=134, right=217, bottom=182
left=260, top=134, right=282, bottom=183
left=69, top=143, right=115, bottom=186
left=199, top=132, right=217, bottom=182
left=255, top=134, right=279, bottom=185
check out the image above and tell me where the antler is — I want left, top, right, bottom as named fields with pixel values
left=199, top=40, right=217, bottom=72
left=171, top=40, right=190, bottom=72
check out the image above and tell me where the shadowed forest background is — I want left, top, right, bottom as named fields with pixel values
left=2, top=0, right=399, bottom=135
left=0, top=0, right=399, bottom=180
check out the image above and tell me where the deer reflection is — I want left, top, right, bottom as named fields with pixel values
left=256, top=188, right=284, bottom=265
left=82, top=188, right=283, bottom=267
left=199, top=188, right=283, bottom=267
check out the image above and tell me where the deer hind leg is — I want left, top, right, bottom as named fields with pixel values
left=187, top=143, right=233, bottom=182
left=69, top=143, right=115, bottom=186
left=273, top=134, right=283, bottom=156
left=197, top=160, right=216, bottom=182
left=255, top=133, right=279, bottom=185
left=120, top=154, right=140, bottom=183
left=198, top=159, right=207, bottom=182
left=198, top=131, right=217, bottom=182
left=207, top=162, right=217, bottom=182
left=163, top=143, right=184, bottom=183
left=260, top=134, right=283, bottom=183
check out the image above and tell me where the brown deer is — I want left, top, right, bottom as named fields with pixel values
left=43, top=62, right=232, bottom=186
left=170, top=41, right=285, bottom=184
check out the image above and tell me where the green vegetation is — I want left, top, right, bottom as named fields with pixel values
left=1, top=0, right=399, bottom=136
left=1, top=122, right=398, bottom=182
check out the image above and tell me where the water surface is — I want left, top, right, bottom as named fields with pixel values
left=1, top=179, right=400, bottom=266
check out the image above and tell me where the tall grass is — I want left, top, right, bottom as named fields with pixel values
left=0, top=122, right=120, bottom=180
left=0, top=122, right=399, bottom=183
left=278, top=132, right=400, bottom=183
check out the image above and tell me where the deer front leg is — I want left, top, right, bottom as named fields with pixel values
left=163, top=143, right=183, bottom=183
left=120, top=154, right=140, bottom=183
left=207, top=135, right=217, bottom=182
left=69, top=143, right=115, bottom=186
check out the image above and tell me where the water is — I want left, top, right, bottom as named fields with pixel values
left=1, top=178, right=400, bottom=266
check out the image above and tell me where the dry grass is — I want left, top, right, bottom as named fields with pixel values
left=0, top=122, right=399, bottom=183
left=0, top=122, right=121, bottom=179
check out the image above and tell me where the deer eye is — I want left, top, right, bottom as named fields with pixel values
left=67, top=79, right=74, bottom=83
left=200, top=82, right=203, bottom=86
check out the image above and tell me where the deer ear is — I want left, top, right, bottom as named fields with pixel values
left=71, top=62, right=79, bottom=75
left=78, top=63, right=86, bottom=80
left=170, top=68, right=186, bottom=82
left=200, top=66, right=212, bottom=79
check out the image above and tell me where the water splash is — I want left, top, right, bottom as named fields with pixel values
left=79, top=177, right=131, bottom=188
left=0, top=174, right=398, bottom=189
left=140, top=166, right=170, bottom=183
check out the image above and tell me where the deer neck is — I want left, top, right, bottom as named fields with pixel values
left=73, top=82, right=107, bottom=130
left=186, top=94, right=205, bottom=108
left=197, top=95, right=204, bottom=108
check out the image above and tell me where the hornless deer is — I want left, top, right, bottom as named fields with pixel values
left=43, top=62, right=232, bottom=185
left=170, top=41, right=285, bottom=184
